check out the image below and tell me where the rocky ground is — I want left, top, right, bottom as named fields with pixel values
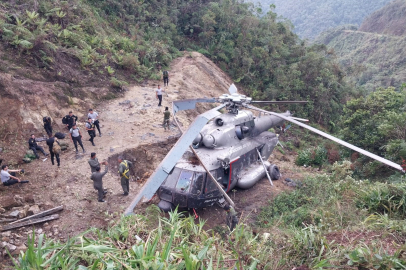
left=0, top=52, right=316, bottom=266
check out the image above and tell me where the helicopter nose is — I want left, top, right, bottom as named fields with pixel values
left=202, top=134, right=216, bottom=148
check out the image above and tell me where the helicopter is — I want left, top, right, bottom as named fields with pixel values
left=124, top=84, right=404, bottom=215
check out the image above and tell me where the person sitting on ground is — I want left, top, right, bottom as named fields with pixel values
left=28, top=134, right=48, bottom=159
left=88, top=109, right=102, bottom=137
left=90, top=162, right=108, bottom=202
left=1, top=165, right=28, bottom=186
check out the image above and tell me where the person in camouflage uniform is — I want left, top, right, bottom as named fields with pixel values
left=224, top=204, right=238, bottom=231
left=163, top=107, right=170, bottom=131
left=118, top=156, right=133, bottom=196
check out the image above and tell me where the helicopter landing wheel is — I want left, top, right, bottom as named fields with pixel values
left=269, top=164, right=280, bottom=180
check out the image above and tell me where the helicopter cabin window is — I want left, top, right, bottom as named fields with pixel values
left=190, top=172, right=204, bottom=196
left=176, top=170, right=193, bottom=192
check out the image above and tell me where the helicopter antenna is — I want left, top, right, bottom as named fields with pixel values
left=246, top=104, right=405, bottom=172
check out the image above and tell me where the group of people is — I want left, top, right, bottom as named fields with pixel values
left=4, top=75, right=173, bottom=203
left=88, top=153, right=133, bottom=202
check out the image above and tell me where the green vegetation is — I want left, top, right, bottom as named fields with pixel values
left=0, top=0, right=349, bottom=124
left=256, top=0, right=392, bottom=39
left=10, top=174, right=406, bottom=269
left=340, top=87, right=406, bottom=175
left=315, top=0, right=406, bottom=92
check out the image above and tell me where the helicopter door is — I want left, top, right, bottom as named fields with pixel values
left=173, top=170, right=193, bottom=208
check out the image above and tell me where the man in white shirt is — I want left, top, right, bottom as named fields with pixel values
left=1, top=165, right=28, bottom=186
left=155, top=85, right=165, bottom=107
left=88, top=109, right=102, bottom=137
left=69, top=123, right=85, bottom=154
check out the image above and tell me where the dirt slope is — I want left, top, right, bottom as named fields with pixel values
left=0, top=52, right=235, bottom=240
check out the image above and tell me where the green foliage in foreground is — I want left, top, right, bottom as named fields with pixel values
left=257, top=173, right=406, bottom=268
left=8, top=173, right=406, bottom=269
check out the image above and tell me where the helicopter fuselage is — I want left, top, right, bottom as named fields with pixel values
left=157, top=110, right=290, bottom=211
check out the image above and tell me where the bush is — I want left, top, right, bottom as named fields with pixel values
left=296, top=146, right=327, bottom=167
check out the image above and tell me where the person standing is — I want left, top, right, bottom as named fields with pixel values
left=69, top=123, right=85, bottom=154
left=155, top=85, right=165, bottom=107
left=163, top=107, right=170, bottom=131
left=163, top=70, right=169, bottom=87
left=1, top=165, right=28, bottom=186
left=88, top=152, right=100, bottom=173
left=118, top=156, right=133, bottom=196
left=88, top=109, right=102, bottom=137
left=224, top=204, right=238, bottom=231
left=62, top=111, right=78, bottom=130
left=85, top=118, right=96, bottom=146
left=43, top=116, right=52, bottom=137
left=28, top=134, right=48, bottom=159
left=46, top=134, right=61, bottom=167
left=90, top=162, right=109, bottom=202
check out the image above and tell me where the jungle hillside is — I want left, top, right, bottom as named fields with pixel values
left=315, top=0, right=406, bottom=92
left=254, top=0, right=392, bottom=39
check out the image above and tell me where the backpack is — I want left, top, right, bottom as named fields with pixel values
left=62, top=116, right=68, bottom=125
left=55, top=132, right=66, bottom=139
left=163, top=70, right=168, bottom=78
left=52, top=141, right=61, bottom=154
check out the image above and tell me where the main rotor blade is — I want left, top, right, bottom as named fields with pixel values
left=251, top=101, right=308, bottom=104
left=173, top=98, right=218, bottom=114
left=246, top=105, right=404, bottom=172
left=124, top=103, right=226, bottom=215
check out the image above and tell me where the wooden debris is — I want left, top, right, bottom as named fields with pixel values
left=8, top=205, right=63, bottom=225
left=0, top=218, right=17, bottom=223
left=1, top=214, right=60, bottom=231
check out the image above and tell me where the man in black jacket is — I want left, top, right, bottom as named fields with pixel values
left=62, top=111, right=78, bottom=130
left=46, top=134, right=60, bottom=167
left=43, top=117, right=52, bottom=137
left=28, top=134, right=48, bottom=159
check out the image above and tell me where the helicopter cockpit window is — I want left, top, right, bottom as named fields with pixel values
left=162, top=168, right=181, bottom=188
left=176, top=170, right=193, bottom=192
left=191, top=172, right=204, bottom=196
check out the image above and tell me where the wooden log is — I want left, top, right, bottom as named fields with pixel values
left=8, top=205, right=63, bottom=225
left=0, top=218, right=17, bottom=223
left=1, top=214, right=59, bottom=231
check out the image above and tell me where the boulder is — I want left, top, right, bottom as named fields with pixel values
left=0, top=195, right=23, bottom=210
left=27, top=205, right=40, bottom=216
left=24, top=195, right=35, bottom=204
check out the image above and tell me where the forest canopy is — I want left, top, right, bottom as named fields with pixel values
left=0, top=0, right=349, bottom=125
left=255, top=0, right=392, bottom=39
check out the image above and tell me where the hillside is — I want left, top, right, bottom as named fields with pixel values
left=359, top=0, right=406, bottom=36
left=255, top=0, right=392, bottom=39
left=0, top=0, right=348, bottom=130
left=315, top=0, right=406, bottom=91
